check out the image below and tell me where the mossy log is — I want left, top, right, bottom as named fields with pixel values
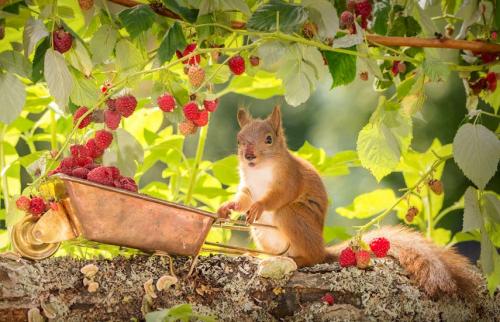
left=0, top=254, right=499, bottom=321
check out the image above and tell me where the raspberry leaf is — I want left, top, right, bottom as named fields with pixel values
left=158, top=22, right=187, bottom=64
left=89, top=24, right=118, bottom=65
left=44, top=49, right=73, bottom=109
left=22, top=18, right=49, bottom=57
left=336, top=189, right=396, bottom=219
left=323, top=49, right=356, bottom=88
left=247, top=0, right=308, bottom=33
left=115, top=39, right=144, bottom=74
left=463, top=186, right=482, bottom=232
left=103, top=128, right=144, bottom=177
left=119, top=5, right=156, bottom=38
left=70, top=73, right=99, bottom=107
left=0, top=50, right=32, bottom=78
left=303, top=0, right=338, bottom=38
left=0, top=72, right=26, bottom=124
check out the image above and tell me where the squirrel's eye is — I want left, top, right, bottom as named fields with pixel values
left=265, top=135, right=273, bottom=144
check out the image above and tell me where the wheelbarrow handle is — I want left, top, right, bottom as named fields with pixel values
left=214, top=218, right=279, bottom=230
left=203, top=241, right=289, bottom=256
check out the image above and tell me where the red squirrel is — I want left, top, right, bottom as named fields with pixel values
left=217, top=105, right=480, bottom=297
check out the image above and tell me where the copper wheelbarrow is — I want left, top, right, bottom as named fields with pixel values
left=11, top=175, right=287, bottom=260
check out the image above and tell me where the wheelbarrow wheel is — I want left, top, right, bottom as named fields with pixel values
left=11, top=216, right=60, bottom=260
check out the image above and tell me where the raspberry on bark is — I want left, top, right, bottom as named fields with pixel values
left=339, top=247, right=357, bottom=267
left=369, top=237, right=391, bottom=258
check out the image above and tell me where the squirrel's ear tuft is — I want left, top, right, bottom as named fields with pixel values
left=268, top=105, right=282, bottom=134
left=237, top=108, right=252, bottom=128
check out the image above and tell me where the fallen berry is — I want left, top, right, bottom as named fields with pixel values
left=302, top=21, right=318, bottom=39
left=87, top=166, right=115, bottom=186
left=16, top=196, right=31, bottom=212
left=321, top=293, right=334, bottom=305
left=72, top=167, right=90, bottom=179
left=428, top=179, right=443, bottom=195
left=183, top=101, right=200, bottom=122
left=355, top=250, right=372, bottom=269
left=179, top=119, right=197, bottom=135
left=340, top=11, right=354, bottom=28
left=94, top=130, right=113, bottom=150
left=85, top=139, right=104, bottom=159
left=115, top=95, right=137, bottom=118
left=249, top=55, right=260, bottom=67
left=339, top=247, right=357, bottom=267
left=369, top=237, right=390, bottom=258
left=192, top=109, right=209, bottom=127
left=157, top=93, right=176, bottom=112
left=228, top=55, right=245, bottom=75
left=188, top=65, right=205, bottom=88
left=203, top=99, right=219, bottom=112
left=78, top=0, right=93, bottom=10
left=53, top=27, right=73, bottom=54
left=104, top=109, right=121, bottom=130
left=73, top=107, right=92, bottom=129
left=29, top=197, right=46, bottom=216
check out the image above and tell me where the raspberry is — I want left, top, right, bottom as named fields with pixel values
left=355, top=0, right=372, bottom=18
left=179, top=119, right=197, bottom=136
left=192, top=109, right=208, bottom=127
left=355, top=250, right=372, bottom=269
left=405, top=206, right=419, bottom=222
left=104, top=109, right=121, bottom=130
left=157, top=93, right=176, bottom=112
left=60, top=156, right=75, bottom=169
left=85, top=163, right=99, bottom=170
left=29, top=197, right=46, bottom=216
left=369, top=237, right=390, bottom=258
left=340, top=11, right=354, bottom=28
left=115, top=176, right=138, bottom=192
left=359, top=72, right=368, bottom=81
left=203, top=99, right=219, bottom=112
left=302, top=22, right=317, bottom=39
left=428, top=179, right=443, bottom=195
left=78, top=0, right=93, bottom=10
left=52, top=27, right=73, bottom=54
left=470, top=77, right=488, bottom=95
left=106, top=98, right=116, bottom=111
left=486, top=72, right=497, bottom=92
left=339, top=247, right=356, bottom=267
left=480, top=53, right=498, bottom=63
left=16, top=196, right=31, bottom=212
left=74, top=107, right=92, bottom=129
left=321, top=293, right=334, bottom=306
left=49, top=202, right=59, bottom=211
left=75, top=156, right=93, bottom=167
left=115, top=95, right=137, bottom=118
left=177, top=43, right=200, bottom=65
left=108, top=166, right=121, bottom=179
left=72, top=167, right=90, bottom=179
left=347, top=0, right=356, bottom=11
left=70, top=144, right=89, bottom=158
left=249, top=55, right=260, bottom=67
left=86, top=139, right=104, bottom=159
left=183, top=101, right=200, bottom=121
left=188, top=65, right=205, bottom=88
left=95, top=129, right=113, bottom=150
left=87, top=166, right=115, bottom=186
left=391, top=61, right=400, bottom=76
left=228, top=55, right=245, bottom=75
left=492, top=31, right=498, bottom=41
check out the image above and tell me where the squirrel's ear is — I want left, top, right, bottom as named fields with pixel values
left=237, top=108, right=252, bottom=128
left=268, top=105, right=282, bottom=133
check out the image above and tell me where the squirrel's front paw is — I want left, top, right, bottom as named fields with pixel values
left=246, top=202, right=264, bottom=224
left=217, top=201, right=237, bottom=218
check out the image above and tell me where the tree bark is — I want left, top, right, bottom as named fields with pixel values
left=0, top=254, right=498, bottom=321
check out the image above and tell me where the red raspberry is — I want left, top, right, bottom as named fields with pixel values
left=176, top=43, right=201, bottom=65
left=95, top=129, right=113, bottom=150
left=73, top=107, right=92, bottom=129
left=355, top=250, right=371, bottom=268
left=486, top=72, right=497, bottom=91
left=60, top=157, right=75, bottom=169
left=369, top=237, right=390, bottom=258
left=72, top=167, right=90, bottom=179
left=70, top=144, right=89, bottom=158
left=108, top=166, right=121, bottom=179
left=228, top=55, right=245, bottom=75
left=179, top=119, right=197, bottom=136
left=480, top=53, right=498, bottom=63
left=391, top=61, right=399, bottom=76
left=492, top=31, right=498, bottom=40
left=78, top=0, right=93, bottom=10
left=203, top=99, right=219, bottom=112
left=16, top=196, right=31, bottom=212
left=470, top=77, right=488, bottom=95
left=183, top=101, right=200, bottom=121
left=115, top=95, right=137, bottom=118
left=340, top=11, right=354, bottom=28
left=52, top=27, right=73, bottom=54
left=115, top=176, right=138, bottom=192
left=249, top=56, right=260, bottom=67
left=157, top=93, right=176, bottom=112
left=104, top=109, right=121, bottom=130
left=85, top=163, right=99, bottom=170
left=321, top=293, right=334, bottom=306
left=339, top=247, right=356, bottom=267
left=355, top=0, right=372, bottom=18
left=85, top=139, right=104, bottom=159
left=74, top=156, right=93, bottom=167
left=193, top=109, right=208, bottom=126
left=106, top=98, right=116, bottom=111
left=188, top=65, right=205, bottom=88
left=29, top=197, right=46, bottom=216
left=87, top=166, right=115, bottom=186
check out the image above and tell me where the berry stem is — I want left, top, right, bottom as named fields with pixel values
left=356, top=154, right=452, bottom=237
left=184, top=116, right=210, bottom=205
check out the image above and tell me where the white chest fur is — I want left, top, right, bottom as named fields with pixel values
left=241, top=164, right=274, bottom=200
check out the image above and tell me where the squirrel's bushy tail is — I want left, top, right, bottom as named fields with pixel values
left=325, top=225, right=481, bottom=298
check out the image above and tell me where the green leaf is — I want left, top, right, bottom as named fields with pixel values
left=22, top=18, right=48, bottom=57
left=463, top=186, right=482, bottom=231
left=303, top=0, right=338, bottom=38
left=198, top=0, right=251, bottom=16
left=336, top=189, right=396, bottom=219
left=226, top=70, right=284, bottom=99
left=247, top=0, right=308, bottom=33
left=90, top=24, right=118, bottom=65
left=453, top=123, right=500, bottom=189
left=31, top=37, right=50, bottom=83
left=357, top=97, right=413, bottom=181
left=480, top=229, right=495, bottom=275
left=70, top=74, right=99, bottom=107
left=487, top=254, right=500, bottom=294
left=212, top=155, right=239, bottom=185
left=372, top=0, right=391, bottom=35
left=44, top=49, right=73, bottom=109
left=158, top=22, right=187, bottom=64
left=115, top=39, right=144, bottom=74
left=431, top=228, right=451, bottom=246
left=119, top=5, right=156, bottom=38
left=324, top=50, right=356, bottom=88
left=323, top=226, right=351, bottom=243
left=0, top=73, right=26, bottom=124
left=423, top=58, right=450, bottom=82
left=205, top=64, right=230, bottom=84
left=0, top=50, right=32, bottom=78
left=388, top=16, right=421, bottom=37
left=67, top=40, right=93, bottom=76
left=160, top=0, right=199, bottom=23
left=482, top=192, right=500, bottom=224
left=103, top=128, right=144, bottom=177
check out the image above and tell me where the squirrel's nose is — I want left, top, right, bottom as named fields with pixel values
left=245, top=153, right=256, bottom=161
